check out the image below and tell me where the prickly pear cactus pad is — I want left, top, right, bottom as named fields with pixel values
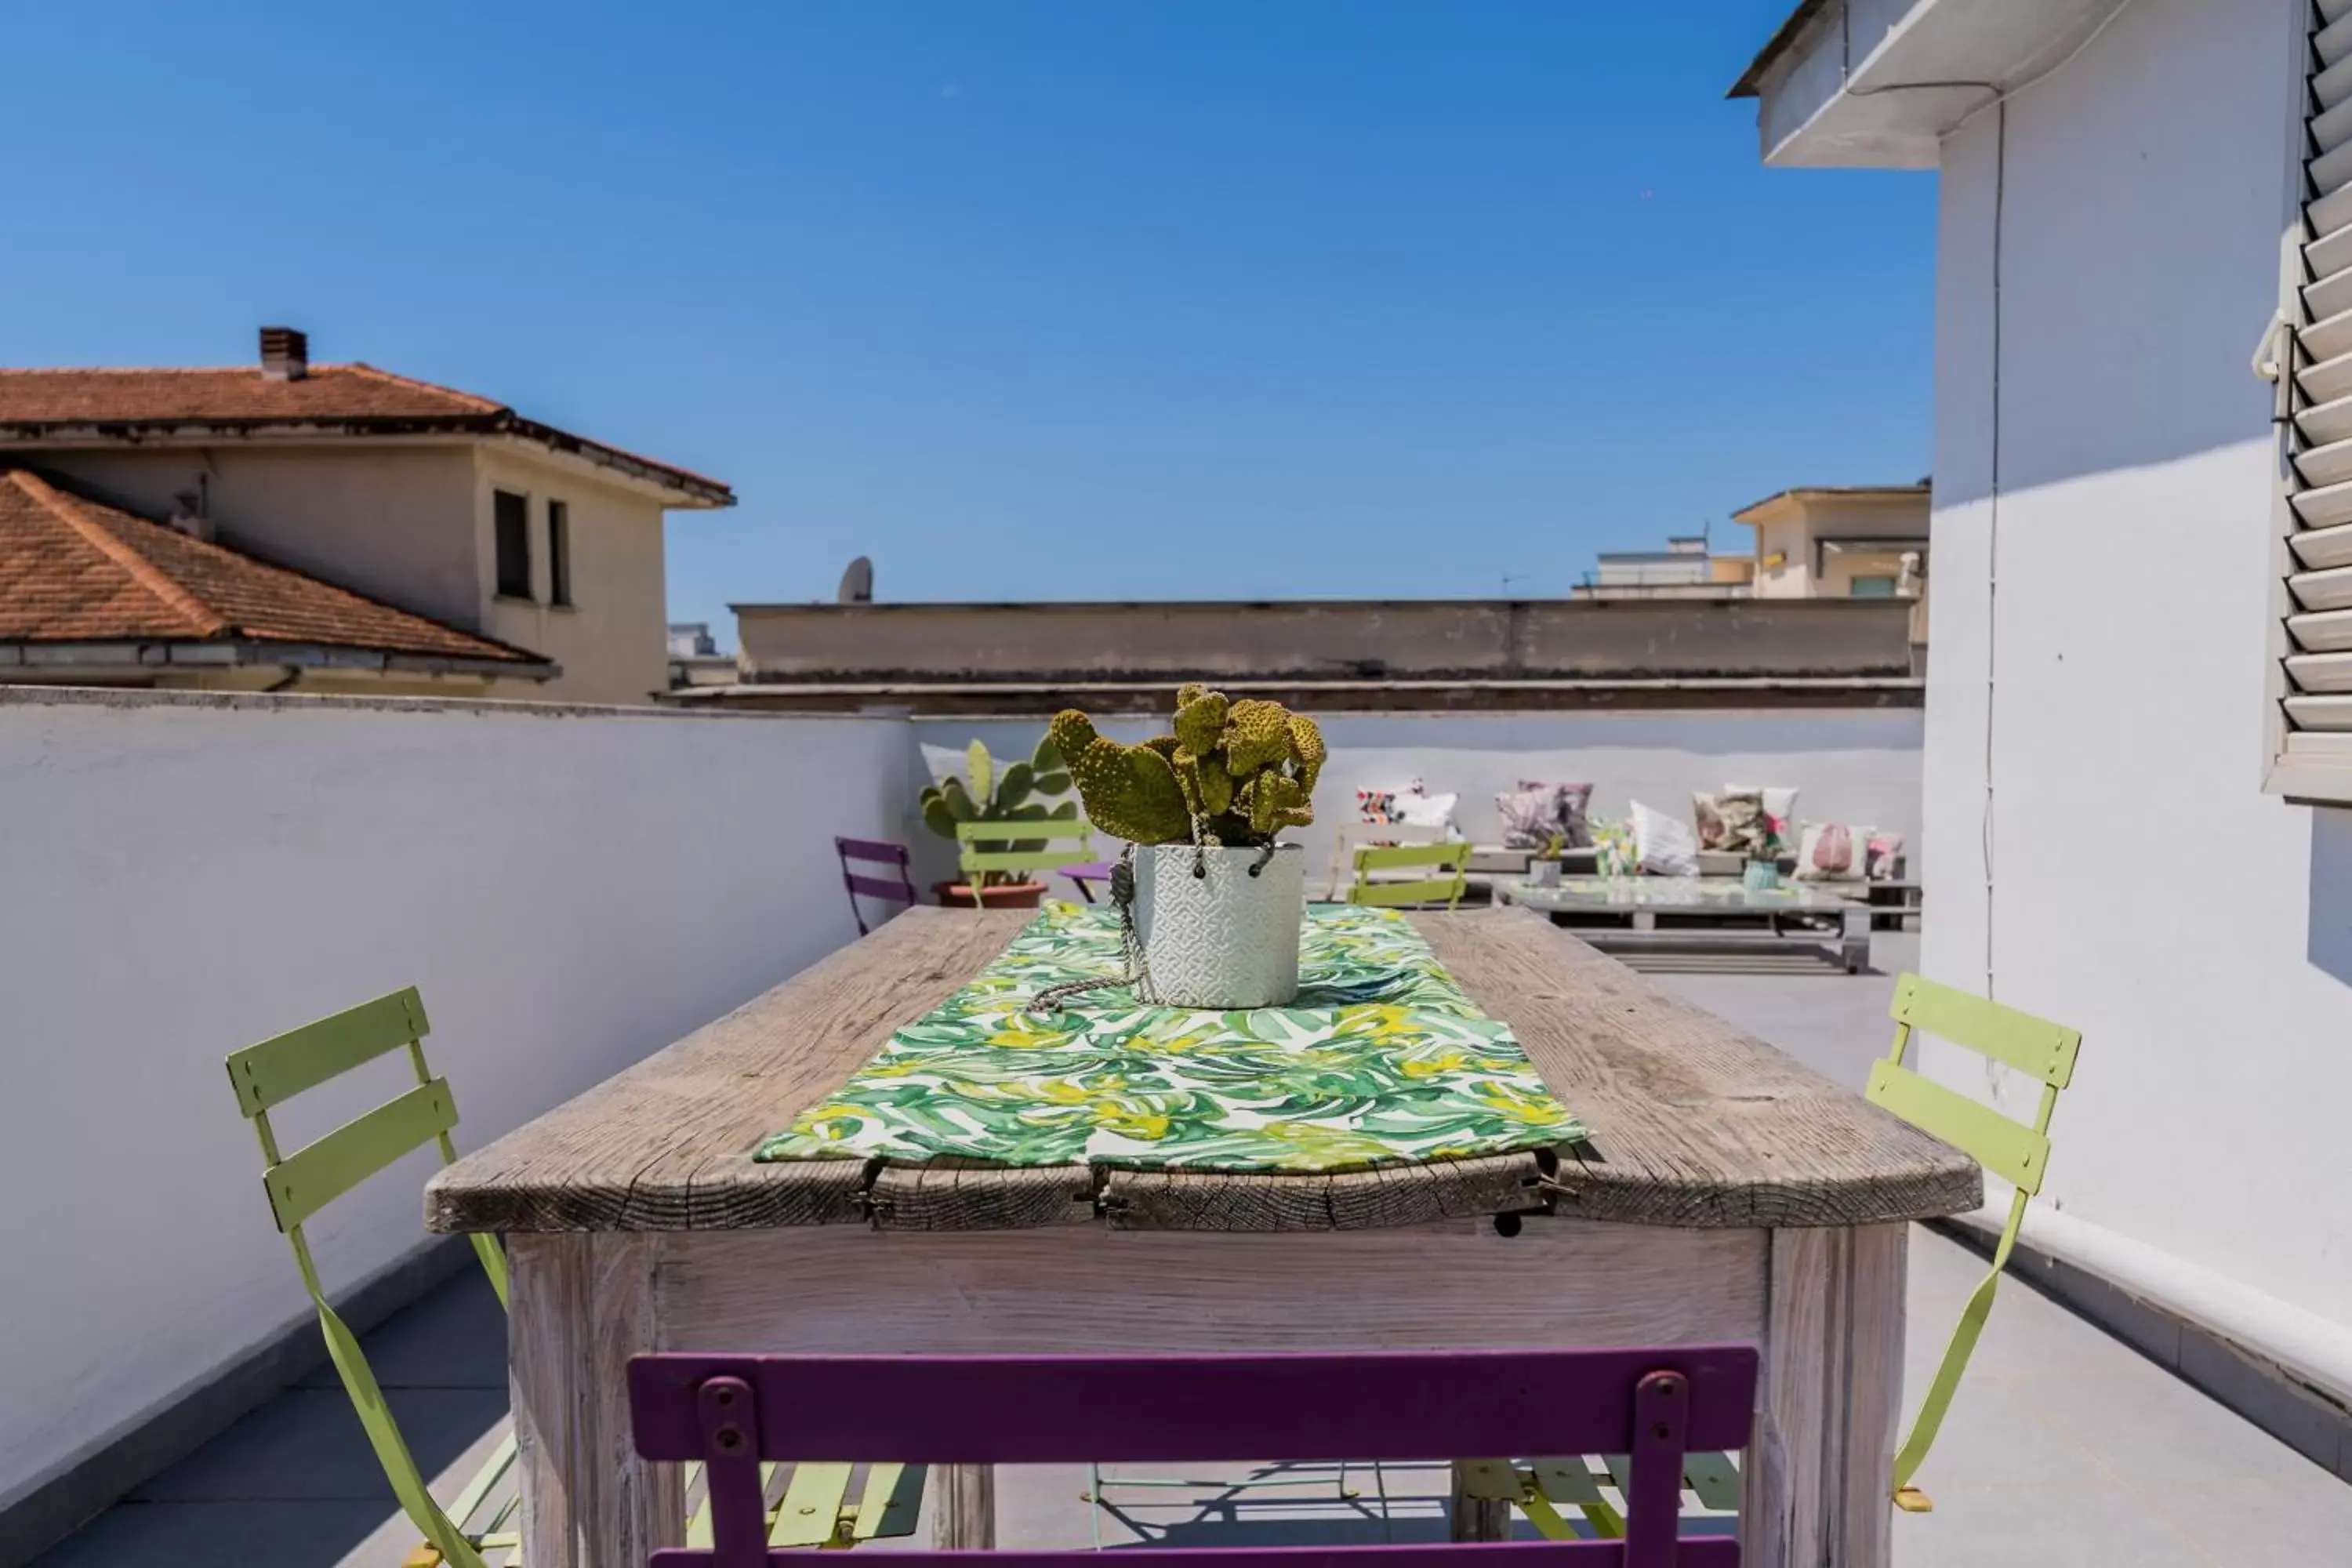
left=1053, top=689, right=1328, bottom=848
left=755, top=903, right=1582, bottom=1172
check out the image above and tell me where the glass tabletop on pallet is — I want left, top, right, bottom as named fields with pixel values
left=1495, top=875, right=1865, bottom=912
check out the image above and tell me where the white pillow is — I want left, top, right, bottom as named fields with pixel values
left=1723, top=783, right=1799, bottom=823
left=1395, top=789, right=1459, bottom=831
left=1630, top=798, right=1700, bottom=877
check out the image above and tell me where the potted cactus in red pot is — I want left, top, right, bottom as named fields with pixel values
left=1049, top=686, right=1323, bottom=1007
left=920, top=735, right=1074, bottom=908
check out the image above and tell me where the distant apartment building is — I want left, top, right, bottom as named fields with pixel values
left=0, top=327, right=733, bottom=704
left=666, top=621, right=738, bottom=690
left=1573, top=532, right=1756, bottom=601
left=1732, top=482, right=1929, bottom=601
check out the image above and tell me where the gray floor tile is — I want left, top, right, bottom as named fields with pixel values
left=299, top=1265, right=507, bottom=1392
left=2024, top=1351, right=2327, bottom=1491
left=1891, top=1482, right=2220, bottom=1568
left=129, top=1387, right=507, bottom=1502
left=2145, top=1475, right=2352, bottom=1568
left=34, top=1499, right=397, bottom=1568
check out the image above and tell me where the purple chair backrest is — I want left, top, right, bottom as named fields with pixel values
left=630, top=1345, right=1756, bottom=1568
left=835, top=836, right=918, bottom=935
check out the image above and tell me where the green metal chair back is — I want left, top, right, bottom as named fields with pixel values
left=1348, top=841, right=1470, bottom=910
left=955, top=815, right=1094, bottom=883
left=225, top=988, right=510, bottom=1568
left=1867, top=973, right=2082, bottom=1511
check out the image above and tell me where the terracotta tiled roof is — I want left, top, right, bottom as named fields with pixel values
left=0, top=469, right=551, bottom=670
left=0, top=364, right=732, bottom=504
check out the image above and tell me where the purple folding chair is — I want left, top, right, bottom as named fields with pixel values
left=835, top=836, right=918, bottom=935
left=631, top=1345, right=1758, bottom=1568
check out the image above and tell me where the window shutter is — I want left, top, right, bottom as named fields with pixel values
left=2273, top=0, right=2352, bottom=792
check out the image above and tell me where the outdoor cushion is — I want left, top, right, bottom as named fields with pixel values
left=1795, top=821, right=1871, bottom=880
left=1630, top=798, right=1700, bottom=877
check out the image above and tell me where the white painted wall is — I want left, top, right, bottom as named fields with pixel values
left=915, top=709, right=1924, bottom=897
left=1920, top=0, right=2352, bottom=1328
left=0, top=692, right=917, bottom=1513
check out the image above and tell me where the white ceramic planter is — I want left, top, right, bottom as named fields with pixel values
left=1132, top=843, right=1305, bottom=1009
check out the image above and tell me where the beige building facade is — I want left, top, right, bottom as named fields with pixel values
left=1733, top=484, right=1929, bottom=601
left=0, top=328, right=731, bottom=704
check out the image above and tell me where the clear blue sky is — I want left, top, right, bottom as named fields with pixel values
left=1, top=2, right=1933, bottom=644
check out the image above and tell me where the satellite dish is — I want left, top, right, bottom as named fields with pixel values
left=838, top=556, right=874, bottom=604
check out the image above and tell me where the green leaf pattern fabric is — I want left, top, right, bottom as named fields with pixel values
left=756, top=902, right=1583, bottom=1172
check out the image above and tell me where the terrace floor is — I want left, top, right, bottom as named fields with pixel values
left=38, top=935, right=2352, bottom=1567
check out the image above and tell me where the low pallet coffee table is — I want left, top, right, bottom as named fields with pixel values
left=1495, top=875, right=1873, bottom=973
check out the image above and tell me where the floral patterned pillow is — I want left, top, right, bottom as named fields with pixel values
left=1691, top=789, right=1773, bottom=855
left=1867, top=832, right=1905, bottom=881
left=1795, top=822, right=1870, bottom=880
left=1495, top=780, right=1595, bottom=848
left=1356, top=788, right=1399, bottom=826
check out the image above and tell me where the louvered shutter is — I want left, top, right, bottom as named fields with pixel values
left=2275, top=0, right=2352, bottom=784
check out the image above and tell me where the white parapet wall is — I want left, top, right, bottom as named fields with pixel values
left=0, top=690, right=918, bottom=1526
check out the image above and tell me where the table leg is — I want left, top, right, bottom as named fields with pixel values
left=1448, top=1462, right=1513, bottom=1541
left=1840, top=906, right=1871, bottom=973
left=510, top=1234, right=684, bottom=1568
left=934, top=1464, right=996, bottom=1548
left=1746, top=1224, right=1907, bottom=1568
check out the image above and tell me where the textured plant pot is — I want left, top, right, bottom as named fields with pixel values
left=1133, top=844, right=1305, bottom=1009
left=934, top=880, right=1047, bottom=909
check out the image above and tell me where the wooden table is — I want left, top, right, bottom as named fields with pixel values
left=426, top=906, right=1979, bottom=1568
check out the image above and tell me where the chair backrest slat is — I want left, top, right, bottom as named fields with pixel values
left=632, top=1346, right=1755, bottom=1463
left=1350, top=877, right=1468, bottom=907
left=1866, top=1059, right=2050, bottom=1194
left=1889, top=974, right=2079, bottom=1087
left=960, top=848, right=1095, bottom=873
left=226, top=987, right=430, bottom=1116
left=834, top=837, right=910, bottom=867
left=636, top=1348, right=1752, bottom=1568
left=263, top=1078, right=460, bottom=1231
left=1354, top=842, right=1471, bottom=872
left=1349, top=842, right=1468, bottom=910
left=954, top=819, right=1091, bottom=844
left=844, top=873, right=916, bottom=902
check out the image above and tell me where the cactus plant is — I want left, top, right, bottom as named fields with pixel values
left=1050, top=687, right=1323, bottom=848
left=919, top=733, right=1075, bottom=885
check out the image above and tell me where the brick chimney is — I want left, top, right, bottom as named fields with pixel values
left=259, top=325, right=308, bottom=381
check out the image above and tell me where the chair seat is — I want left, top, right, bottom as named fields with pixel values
left=404, top=1441, right=924, bottom=1566
left=1467, top=1452, right=1744, bottom=1541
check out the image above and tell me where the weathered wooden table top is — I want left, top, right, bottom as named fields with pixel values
left=426, top=906, right=1980, bottom=1236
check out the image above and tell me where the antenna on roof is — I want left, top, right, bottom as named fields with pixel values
left=838, top=556, right=874, bottom=604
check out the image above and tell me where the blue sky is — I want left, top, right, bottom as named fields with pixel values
left=1, top=3, right=1933, bottom=644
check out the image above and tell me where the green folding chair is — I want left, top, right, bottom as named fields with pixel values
left=1499, top=971, right=2081, bottom=1537
left=953, top=815, right=1097, bottom=902
left=226, top=988, right=924, bottom=1566
left=1867, top=972, right=2081, bottom=1512
left=1347, top=841, right=1470, bottom=909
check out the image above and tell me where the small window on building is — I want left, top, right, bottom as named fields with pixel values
left=1849, top=575, right=1898, bottom=599
left=547, top=500, right=572, bottom=607
left=494, top=491, right=532, bottom=600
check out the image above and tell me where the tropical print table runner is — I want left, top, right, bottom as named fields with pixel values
left=755, top=902, right=1582, bottom=1173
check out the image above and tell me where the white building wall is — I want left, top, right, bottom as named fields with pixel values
left=1920, top=0, right=2352, bottom=1326
left=0, top=692, right=917, bottom=1514
left=917, top=709, right=1924, bottom=897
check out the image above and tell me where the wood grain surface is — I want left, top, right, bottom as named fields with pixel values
left=429, top=904, right=1979, bottom=1234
